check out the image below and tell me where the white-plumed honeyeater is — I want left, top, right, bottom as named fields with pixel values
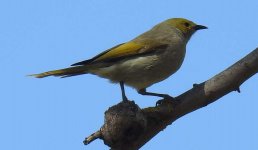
left=30, top=18, right=207, bottom=101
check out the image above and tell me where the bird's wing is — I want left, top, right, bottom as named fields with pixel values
left=71, top=41, right=168, bottom=66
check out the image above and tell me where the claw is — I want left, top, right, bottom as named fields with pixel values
left=156, top=100, right=163, bottom=106
left=235, top=87, right=241, bottom=93
left=156, top=96, right=176, bottom=106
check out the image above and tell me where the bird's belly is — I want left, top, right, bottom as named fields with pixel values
left=91, top=49, right=185, bottom=90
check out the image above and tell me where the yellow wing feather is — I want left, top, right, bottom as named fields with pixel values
left=94, top=42, right=144, bottom=62
left=71, top=41, right=167, bottom=66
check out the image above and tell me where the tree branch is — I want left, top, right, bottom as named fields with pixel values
left=84, top=130, right=102, bottom=145
left=84, top=48, right=258, bottom=150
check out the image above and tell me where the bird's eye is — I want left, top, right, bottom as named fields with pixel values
left=184, top=22, right=190, bottom=27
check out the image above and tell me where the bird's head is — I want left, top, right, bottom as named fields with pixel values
left=165, top=18, right=207, bottom=39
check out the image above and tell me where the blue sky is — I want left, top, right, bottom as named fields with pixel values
left=1, top=0, right=258, bottom=150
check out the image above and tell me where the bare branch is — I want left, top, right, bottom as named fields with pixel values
left=85, top=48, right=258, bottom=150
left=83, top=130, right=102, bottom=145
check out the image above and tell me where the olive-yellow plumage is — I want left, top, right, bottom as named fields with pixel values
left=30, top=18, right=207, bottom=101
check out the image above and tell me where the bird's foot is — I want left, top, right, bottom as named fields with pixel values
left=156, top=95, right=178, bottom=106
left=163, top=94, right=174, bottom=100
left=122, top=99, right=129, bottom=103
left=122, top=95, right=130, bottom=103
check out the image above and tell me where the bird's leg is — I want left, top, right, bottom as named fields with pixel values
left=120, top=82, right=128, bottom=102
left=138, top=88, right=174, bottom=100
left=138, top=89, right=178, bottom=106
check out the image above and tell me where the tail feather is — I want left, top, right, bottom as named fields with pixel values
left=29, top=66, right=89, bottom=78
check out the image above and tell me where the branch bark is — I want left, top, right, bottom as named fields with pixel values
left=84, top=48, right=258, bottom=150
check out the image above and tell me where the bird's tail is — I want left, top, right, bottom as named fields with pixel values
left=29, top=66, right=90, bottom=78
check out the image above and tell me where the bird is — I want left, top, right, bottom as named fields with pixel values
left=30, top=18, right=207, bottom=102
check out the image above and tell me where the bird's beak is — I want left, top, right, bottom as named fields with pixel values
left=194, top=25, right=208, bottom=30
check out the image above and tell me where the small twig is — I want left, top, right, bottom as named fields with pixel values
left=83, top=130, right=102, bottom=145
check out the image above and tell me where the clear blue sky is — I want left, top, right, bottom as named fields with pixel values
left=1, top=0, right=258, bottom=150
